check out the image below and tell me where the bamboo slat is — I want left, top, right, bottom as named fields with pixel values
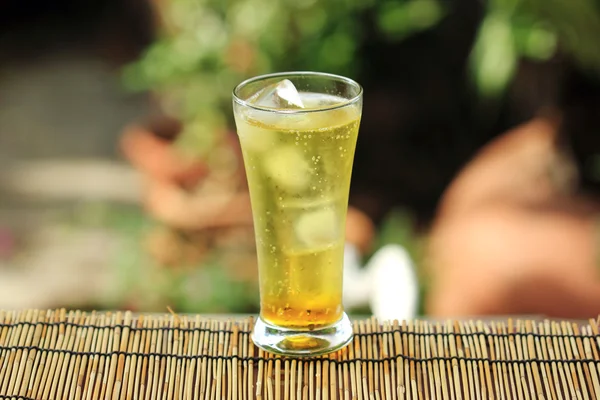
left=0, top=310, right=598, bottom=399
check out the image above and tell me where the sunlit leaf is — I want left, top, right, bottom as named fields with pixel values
left=318, top=32, right=356, bottom=70
left=377, top=0, right=444, bottom=40
left=516, top=24, right=557, bottom=60
left=470, top=13, right=517, bottom=98
left=530, top=0, right=600, bottom=75
left=296, top=8, right=328, bottom=36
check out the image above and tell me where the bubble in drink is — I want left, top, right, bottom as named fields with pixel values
left=249, top=79, right=305, bottom=109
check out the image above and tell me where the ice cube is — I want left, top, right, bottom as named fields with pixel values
left=263, top=145, right=311, bottom=191
left=249, top=79, right=305, bottom=109
left=295, top=207, right=339, bottom=247
left=237, top=122, right=277, bottom=153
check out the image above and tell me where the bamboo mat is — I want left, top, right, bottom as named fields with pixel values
left=0, top=310, right=599, bottom=399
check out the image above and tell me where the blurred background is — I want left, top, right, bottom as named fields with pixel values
left=1, top=0, right=599, bottom=318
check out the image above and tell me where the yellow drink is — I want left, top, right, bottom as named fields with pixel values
left=235, top=94, right=360, bottom=329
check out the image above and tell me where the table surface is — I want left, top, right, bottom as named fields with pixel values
left=0, top=309, right=599, bottom=399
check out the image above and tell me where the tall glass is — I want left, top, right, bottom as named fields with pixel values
left=233, top=72, right=362, bottom=356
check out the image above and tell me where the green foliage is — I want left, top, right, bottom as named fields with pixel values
left=377, top=0, right=444, bottom=40
left=470, top=13, right=519, bottom=98
left=123, top=0, right=362, bottom=158
left=123, top=0, right=600, bottom=146
left=470, top=0, right=600, bottom=98
left=101, top=206, right=260, bottom=313
left=122, top=0, right=444, bottom=158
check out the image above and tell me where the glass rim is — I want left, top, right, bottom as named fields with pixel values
left=232, top=71, right=363, bottom=114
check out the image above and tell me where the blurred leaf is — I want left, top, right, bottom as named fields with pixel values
left=372, top=209, right=425, bottom=269
left=375, top=210, right=415, bottom=248
left=489, top=0, right=520, bottom=14
left=174, top=117, right=223, bottom=158
left=470, top=12, right=517, bottom=98
left=469, top=0, right=600, bottom=99
left=296, top=8, right=328, bottom=36
left=517, top=25, right=557, bottom=60
left=285, top=0, right=318, bottom=9
left=229, top=0, right=279, bottom=39
left=317, top=32, right=356, bottom=71
left=377, top=0, right=444, bottom=40
left=530, top=0, right=600, bottom=76
left=378, top=2, right=412, bottom=36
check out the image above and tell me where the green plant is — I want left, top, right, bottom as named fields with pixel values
left=123, top=0, right=444, bottom=161
left=470, top=0, right=600, bottom=98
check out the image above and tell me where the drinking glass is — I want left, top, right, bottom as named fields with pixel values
left=233, top=72, right=362, bottom=356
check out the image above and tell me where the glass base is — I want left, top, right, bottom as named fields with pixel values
left=251, top=313, right=353, bottom=357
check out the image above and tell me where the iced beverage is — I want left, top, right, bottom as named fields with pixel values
left=233, top=72, right=362, bottom=356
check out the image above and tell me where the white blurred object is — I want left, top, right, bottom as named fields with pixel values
left=343, top=243, right=419, bottom=321
left=368, top=245, right=419, bottom=321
